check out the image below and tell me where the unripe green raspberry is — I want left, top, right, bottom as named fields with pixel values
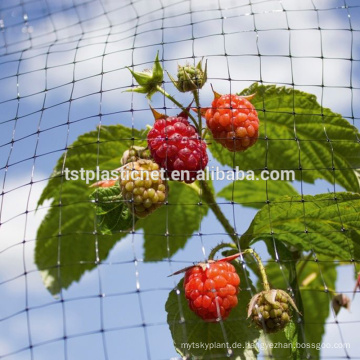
left=248, top=289, right=299, bottom=333
left=120, top=159, right=167, bottom=218
left=121, top=146, right=152, bottom=165
left=168, top=59, right=207, bottom=93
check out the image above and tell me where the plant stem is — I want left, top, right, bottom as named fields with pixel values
left=296, top=252, right=313, bottom=279
left=192, top=90, right=202, bottom=132
left=202, top=128, right=209, bottom=139
left=208, top=242, right=238, bottom=260
left=156, top=85, right=199, bottom=130
left=200, top=180, right=240, bottom=244
left=299, top=285, right=336, bottom=295
left=242, top=249, right=270, bottom=291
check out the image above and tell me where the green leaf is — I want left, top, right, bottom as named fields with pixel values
left=137, top=181, right=208, bottom=262
left=208, top=83, right=360, bottom=192
left=259, top=321, right=298, bottom=360
left=89, top=185, right=134, bottom=235
left=36, top=125, right=145, bottom=295
left=284, top=321, right=299, bottom=359
left=218, top=179, right=298, bottom=209
left=166, top=264, right=260, bottom=359
left=38, top=125, right=146, bottom=206
left=35, top=181, right=128, bottom=295
left=298, top=255, right=337, bottom=359
left=241, top=192, right=360, bottom=260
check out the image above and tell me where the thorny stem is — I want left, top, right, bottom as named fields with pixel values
left=242, top=249, right=270, bottom=291
left=156, top=85, right=199, bottom=131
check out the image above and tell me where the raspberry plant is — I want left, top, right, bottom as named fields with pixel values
left=35, top=53, right=360, bottom=359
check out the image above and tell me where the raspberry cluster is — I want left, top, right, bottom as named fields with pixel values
left=147, top=116, right=208, bottom=183
left=184, top=260, right=240, bottom=321
left=120, top=159, right=167, bottom=218
left=205, top=94, right=259, bottom=152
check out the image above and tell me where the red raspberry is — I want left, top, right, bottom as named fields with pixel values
left=204, top=94, right=259, bottom=152
left=184, top=260, right=240, bottom=322
left=147, top=116, right=208, bottom=183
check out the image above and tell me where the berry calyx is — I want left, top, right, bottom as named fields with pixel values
left=120, top=159, right=167, bottom=218
left=125, top=52, right=163, bottom=99
left=183, top=259, right=240, bottom=322
left=204, top=93, right=259, bottom=152
left=147, top=114, right=208, bottom=183
left=248, top=289, right=299, bottom=333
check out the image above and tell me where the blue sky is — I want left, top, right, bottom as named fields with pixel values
left=0, top=0, right=360, bottom=359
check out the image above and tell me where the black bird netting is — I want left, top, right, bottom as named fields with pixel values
left=0, top=0, right=360, bottom=359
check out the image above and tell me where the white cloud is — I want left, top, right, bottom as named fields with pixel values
left=0, top=177, right=49, bottom=283
left=2, top=0, right=352, bottom=137
left=0, top=340, right=11, bottom=357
